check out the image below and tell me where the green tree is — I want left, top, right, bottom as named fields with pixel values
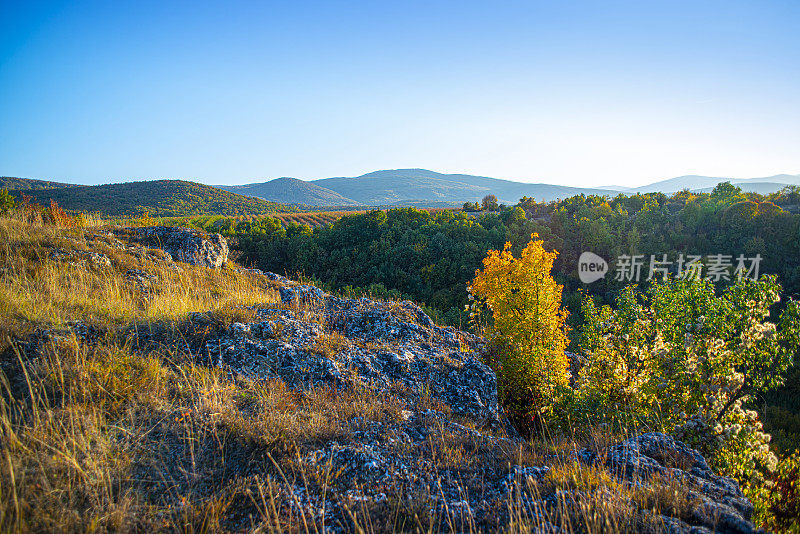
left=481, top=194, right=499, bottom=211
left=0, top=189, right=15, bottom=213
left=577, top=276, right=800, bottom=487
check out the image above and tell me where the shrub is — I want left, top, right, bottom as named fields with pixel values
left=0, top=188, right=15, bottom=213
left=755, top=450, right=800, bottom=532
left=469, top=234, right=570, bottom=424
left=575, top=276, right=800, bottom=491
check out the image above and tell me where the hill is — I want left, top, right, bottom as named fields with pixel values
left=1, top=176, right=77, bottom=190
left=312, top=168, right=621, bottom=205
left=218, top=176, right=361, bottom=206
left=13, top=179, right=295, bottom=217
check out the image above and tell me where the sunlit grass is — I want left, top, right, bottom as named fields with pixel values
left=0, top=215, right=279, bottom=347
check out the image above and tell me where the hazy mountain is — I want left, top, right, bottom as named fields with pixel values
left=218, top=177, right=360, bottom=207
left=312, top=169, right=620, bottom=205
left=1, top=176, right=77, bottom=190
left=14, top=180, right=293, bottom=217
left=619, top=174, right=800, bottom=194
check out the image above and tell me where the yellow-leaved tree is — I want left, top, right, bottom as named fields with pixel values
left=470, top=234, right=570, bottom=423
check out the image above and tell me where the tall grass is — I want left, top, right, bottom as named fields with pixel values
left=0, top=216, right=280, bottom=346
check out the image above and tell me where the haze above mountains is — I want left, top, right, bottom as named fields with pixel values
left=3, top=169, right=799, bottom=213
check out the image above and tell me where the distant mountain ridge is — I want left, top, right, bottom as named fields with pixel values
left=312, top=169, right=622, bottom=204
left=224, top=169, right=799, bottom=208
left=217, top=177, right=361, bottom=207
left=4, top=170, right=798, bottom=214
left=612, top=173, right=800, bottom=194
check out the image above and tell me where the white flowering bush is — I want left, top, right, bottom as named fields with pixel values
left=574, top=276, right=800, bottom=488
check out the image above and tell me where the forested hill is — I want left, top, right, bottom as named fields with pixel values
left=312, top=169, right=621, bottom=205
left=13, top=179, right=295, bottom=217
left=232, top=183, right=800, bottom=327
left=218, top=177, right=361, bottom=207
left=1, top=176, right=77, bottom=190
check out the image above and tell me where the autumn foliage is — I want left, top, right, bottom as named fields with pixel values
left=470, top=234, right=570, bottom=422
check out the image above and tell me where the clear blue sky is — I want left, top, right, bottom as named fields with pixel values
left=1, top=0, right=799, bottom=187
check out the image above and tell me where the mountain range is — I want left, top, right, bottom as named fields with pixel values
left=4, top=170, right=799, bottom=213
left=218, top=169, right=800, bottom=206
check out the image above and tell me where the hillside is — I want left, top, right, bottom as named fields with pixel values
left=13, top=179, right=295, bottom=217
left=218, top=176, right=361, bottom=206
left=0, top=214, right=766, bottom=532
left=1, top=176, right=77, bottom=190
left=313, top=169, right=621, bottom=204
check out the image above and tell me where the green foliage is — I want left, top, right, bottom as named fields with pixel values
left=753, top=450, right=800, bottom=532
left=0, top=189, right=15, bottom=213
left=237, top=207, right=510, bottom=325
left=574, top=276, right=800, bottom=491
left=482, top=194, right=499, bottom=211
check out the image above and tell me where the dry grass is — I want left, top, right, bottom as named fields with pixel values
left=308, top=331, right=349, bottom=359
left=0, top=216, right=279, bottom=348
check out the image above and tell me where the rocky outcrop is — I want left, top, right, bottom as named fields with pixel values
left=203, top=283, right=498, bottom=424
left=194, top=274, right=762, bottom=533
left=123, top=226, right=228, bottom=268
left=22, top=242, right=764, bottom=532
left=579, top=433, right=759, bottom=533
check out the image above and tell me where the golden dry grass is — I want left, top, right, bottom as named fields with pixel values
left=0, top=216, right=280, bottom=347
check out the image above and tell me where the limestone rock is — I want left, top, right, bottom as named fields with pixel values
left=125, top=226, right=228, bottom=268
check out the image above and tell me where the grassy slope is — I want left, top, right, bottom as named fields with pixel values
left=12, top=179, right=296, bottom=217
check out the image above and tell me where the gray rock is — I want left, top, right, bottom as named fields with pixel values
left=204, top=293, right=498, bottom=424
left=124, top=226, right=228, bottom=268
left=49, top=248, right=112, bottom=268
left=580, top=432, right=760, bottom=534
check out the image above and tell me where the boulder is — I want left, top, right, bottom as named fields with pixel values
left=126, top=226, right=228, bottom=268
left=204, top=293, right=498, bottom=424
left=580, top=432, right=759, bottom=533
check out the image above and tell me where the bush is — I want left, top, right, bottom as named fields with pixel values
left=575, top=276, right=800, bottom=491
left=0, top=189, right=15, bottom=213
left=469, top=234, right=570, bottom=425
left=746, top=449, right=800, bottom=531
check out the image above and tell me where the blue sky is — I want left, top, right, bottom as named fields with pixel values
left=1, top=0, right=799, bottom=187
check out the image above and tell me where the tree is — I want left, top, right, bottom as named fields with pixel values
left=481, top=194, right=499, bottom=211
left=577, top=276, right=800, bottom=487
left=469, top=234, right=570, bottom=423
left=0, top=189, right=15, bottom=213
